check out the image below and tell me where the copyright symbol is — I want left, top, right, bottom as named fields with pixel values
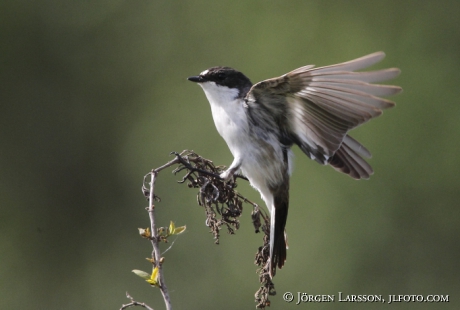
left=283, top=292, right=294, bottom=302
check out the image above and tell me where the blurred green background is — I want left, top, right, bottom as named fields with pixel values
left=1, top=0, right=459, bottom=309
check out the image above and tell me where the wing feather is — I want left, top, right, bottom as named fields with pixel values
left=306, top=80, right=401, bottom=97
left=307, top=52, right=386, bottom=74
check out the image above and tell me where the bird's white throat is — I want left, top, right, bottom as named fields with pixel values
left=199, top=82, right=249, bottom=144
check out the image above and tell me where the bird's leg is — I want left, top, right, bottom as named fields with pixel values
left=220, top=157, right=242, bottom=181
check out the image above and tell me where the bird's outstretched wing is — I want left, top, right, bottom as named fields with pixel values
left=245, top=52, right=401, bottom=179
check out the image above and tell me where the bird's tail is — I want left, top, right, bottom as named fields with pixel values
left=269, top=182, right=289, bottom=278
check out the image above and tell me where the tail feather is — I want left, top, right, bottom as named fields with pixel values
left=269, top=182, right=289, bottom=277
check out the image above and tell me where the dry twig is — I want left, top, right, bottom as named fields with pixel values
left=120, top=292, right=155, bottom=310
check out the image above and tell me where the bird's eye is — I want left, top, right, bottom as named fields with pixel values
left=217, top=73, right=226, bottom=80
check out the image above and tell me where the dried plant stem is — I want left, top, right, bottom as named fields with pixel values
left=120, top=292, right=155, bottom=310
left=148, top=170, right=171, bottom=310
left=142, top=151, right=209, bottom=309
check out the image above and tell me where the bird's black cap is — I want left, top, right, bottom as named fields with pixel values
left=188, top=67, right=253, bottom=96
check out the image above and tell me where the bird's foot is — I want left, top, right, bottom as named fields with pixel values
left=219, top=169, right=234, bottom=181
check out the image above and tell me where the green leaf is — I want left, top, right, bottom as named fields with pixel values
left=132, top=269, right=151, bottom=280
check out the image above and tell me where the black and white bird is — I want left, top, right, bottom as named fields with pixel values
left=188, top=52, right=401, bottom=277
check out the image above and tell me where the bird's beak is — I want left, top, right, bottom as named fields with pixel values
left=187, top=75, right=205, bottom=83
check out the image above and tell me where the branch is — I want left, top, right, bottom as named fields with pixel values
left=120, top=292, right=155, bottom=310
left=146, top=170, right=172, bottom=310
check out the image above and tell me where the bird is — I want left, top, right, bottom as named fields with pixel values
left=187, top=52, right=401, bottom=277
